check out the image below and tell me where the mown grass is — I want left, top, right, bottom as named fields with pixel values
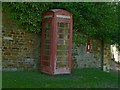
left=2, top=68, right=119, bottom=88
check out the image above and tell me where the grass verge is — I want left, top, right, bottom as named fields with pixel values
left=2, top=68, right=119, bottom=88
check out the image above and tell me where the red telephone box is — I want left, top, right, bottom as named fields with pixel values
left=40, top=9, right=73, bottom=75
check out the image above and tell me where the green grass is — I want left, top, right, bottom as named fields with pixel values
left=2, top=68, right=119, bottom=88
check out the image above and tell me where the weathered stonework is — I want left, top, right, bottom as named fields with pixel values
left=72, top=43, right=78, bottom=68
left=2, top=12, right=40, bottom=71
left=72, top=38, right=112, bottom=72
left=92, top=40, right=111, bottom=71
left=2, top=12, right=117, bottom=72
left=73, top=43, right=101, bottom=69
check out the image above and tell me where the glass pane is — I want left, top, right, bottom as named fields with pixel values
left=45, top=40, right=50, bottom=44
left=57, top=56, right=68, bottom=61
left=58, top=28, right=69, bottom=34
left=43, top=61, right=50, bottom=66
left=57, top=50, right=68, bottom=56
left=45, top=30, right=50, bottom=40
left=56, top=61, right=67, bottom=67
left=57, top=40, right=69, bottom=45
left=44, top=45, right=50, bottom=49
left=57, top=45, right=68, bottom=50
left=44, top=49, right=50, bottom=55
left=56, top=22, right=70, bottom=68
left=57, top=34, right=69, bottom=39
left=45, top=22, right=51, bottom=28
left=58, top=23, right=69, bottom=28
left=44, top=22, right=51, bottom=61
left=44, top=55, right=50, bottom=60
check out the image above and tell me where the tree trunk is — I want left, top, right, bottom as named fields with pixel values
left=101, top=40, right=104, bottom=71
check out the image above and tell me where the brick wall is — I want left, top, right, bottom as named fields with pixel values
left=2, top=12, right=41, bottom=71
left=2, top=12, right=113, bottom=72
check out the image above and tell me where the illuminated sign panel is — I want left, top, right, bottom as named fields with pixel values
left=56, top=15, right=70, bottom=19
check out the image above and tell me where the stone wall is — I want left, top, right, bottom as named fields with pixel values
left=2, top=12, right=115, bottom=72
left=92, top=40, right=111, bottom=71
left=2, top=12, right=41, bottom=71
left=72, top=43, right=101, bottom=69
left=72, top=39, right=111, bottom=72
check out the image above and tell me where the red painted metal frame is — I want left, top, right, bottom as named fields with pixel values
left=86, top=38, right=91, bottom=53
left=40, top=9, right=73, bottom=75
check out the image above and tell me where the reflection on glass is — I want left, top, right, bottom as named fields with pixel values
left=44, top=49, right=50, bottom=55
left=43, top=22, right=51, bottom=67
left=44, top=55, right=50, bottom=60
left=57, top=45, right=68, bottom=50
left=56, top=22, right=70, bottom=68
left=43, top=61, right=49, bottom=66
left=57, top=50, right=68, bottom=56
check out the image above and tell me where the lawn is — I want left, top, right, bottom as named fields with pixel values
left=2, top=68, right=119, bottom=88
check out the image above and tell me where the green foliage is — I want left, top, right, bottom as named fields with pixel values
left=2, top=2, right=119, bottom=46
left=112, top=3, right=120, bottom=50
left=2, top=2, right=53, bottom=33
left=52, top=2, right=118, bottom=45
left=73, top=30, right=88, bottom=45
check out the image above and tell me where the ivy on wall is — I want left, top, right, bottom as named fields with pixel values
left=2, top=2, right=53, bottom=33
left=2, top=2, right=119, bottom=46
left=2, top=2, right=88, bottom=45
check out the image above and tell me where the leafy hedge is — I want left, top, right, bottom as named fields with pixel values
left=2, top=2, right=119, bottom=46
left=2, top=2, right=53, bottom=33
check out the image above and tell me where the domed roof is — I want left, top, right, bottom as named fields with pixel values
left=49, top=9, right=62, bottom=12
